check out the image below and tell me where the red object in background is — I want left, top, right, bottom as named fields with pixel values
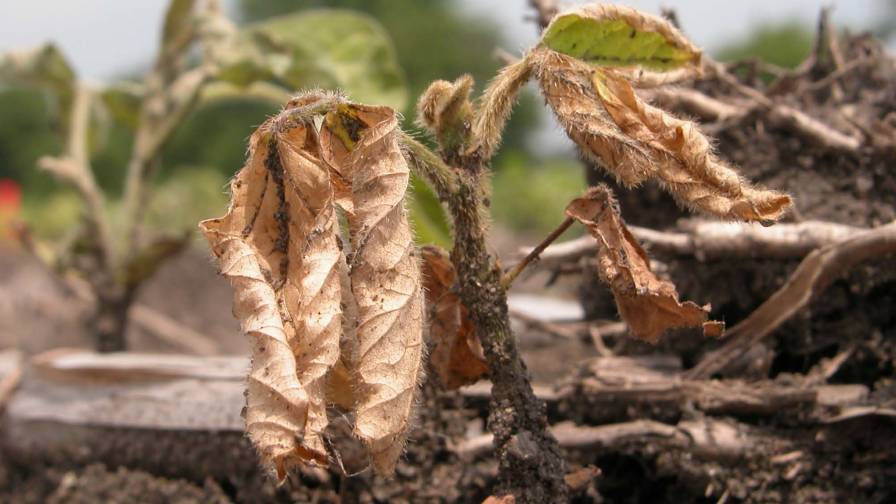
left=0, top=179, right=23, bottom=242
left=0, top=179, right=22, bottom=210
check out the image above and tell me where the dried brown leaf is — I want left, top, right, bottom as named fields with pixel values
left=420, top=245, right=488, bottom=389
left=533, top=48, right=792, bottom=223
left=200, top=120, right=343, bottom=479
left=321, top=103, right=425, bottom=475
left=482, top=496, right=516, bottom=504
left=565, top=186, right=722, bottom=343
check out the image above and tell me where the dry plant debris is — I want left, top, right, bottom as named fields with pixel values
left=420, top=245, right=488, bottom=388
left=565, top=186, right=721, bottom=343
left=201, top=97, right=424, bottom=479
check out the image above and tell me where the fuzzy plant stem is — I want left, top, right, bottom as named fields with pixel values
left=404, top=135, right=568, bottom=503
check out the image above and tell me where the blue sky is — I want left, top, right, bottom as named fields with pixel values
left=0, top=1, right=884, bottom=79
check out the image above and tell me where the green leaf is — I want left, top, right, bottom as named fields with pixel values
left=0, top=43, right=76, bottom=133
left=409, top=174, right=451, bottom=248
left=212, top=41, right=275, bottom=88
left=245, top=9, right=407, bottom=110
left=541, top=6, right=700, bottom=72
left=100, top=82, right=144, bottom=130
left=161, top=0, right=198, bottom=57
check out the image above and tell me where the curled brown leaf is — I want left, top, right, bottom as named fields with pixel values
left=565, top=186, right=722, bottom=343
left=200, top=119, right=343, bottom=480
left=274, top=125, right=345, bottom=460
left=420, top=245, right=488, bottom=389
left=532, top=47, right=792, bottom=224
left=321, top=103, right=425, bottom=475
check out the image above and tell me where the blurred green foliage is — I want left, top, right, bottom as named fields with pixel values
left=1, top=4, right=414, bottom=240
left=408, top=175, right=452, bottom=248
left=492, top=153, right=584, bottom=234
left=1, top=0, right=558, bottom=245
left=0, top=90, right=62, bottom=192
left=23, top=167, right=230, bottom=244
left=715, top=21, right=814, bottom=69
left=243, top=10, right=407, bottom=109
left=239, top=0, right=540, bottom=153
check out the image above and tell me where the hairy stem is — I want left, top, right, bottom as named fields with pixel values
left=401, top=133, right=459, bottom=200
left=468, top=56, right=533, bottom=160
left=439, top=152, right=567, bottom=502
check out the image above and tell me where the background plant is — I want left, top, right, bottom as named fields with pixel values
left=0, top=0, right=407, bottom=351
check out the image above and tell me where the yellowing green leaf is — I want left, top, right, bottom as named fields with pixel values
left=541, top=5, right=700, bottom=72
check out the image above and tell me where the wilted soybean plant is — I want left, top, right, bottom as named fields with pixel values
left=201, top=4, right=791, bottom=501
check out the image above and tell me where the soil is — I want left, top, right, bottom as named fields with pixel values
left=2, top=19, right=896, bottom=504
